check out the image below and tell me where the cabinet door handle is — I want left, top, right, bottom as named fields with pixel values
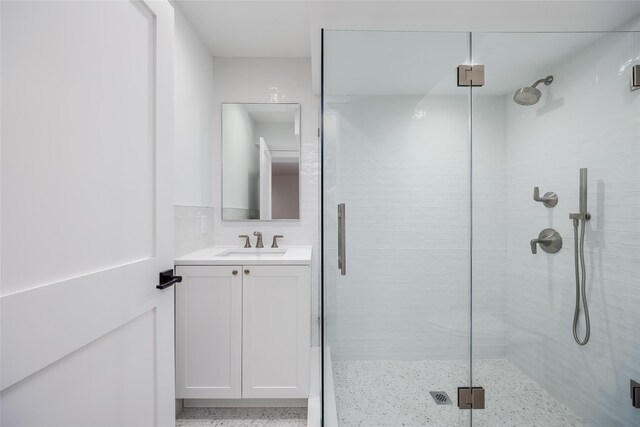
left=232, top=270, right=238, bottom=276
left=244, top=269, right=250, bottom=275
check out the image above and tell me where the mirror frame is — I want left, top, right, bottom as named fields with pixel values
left=221, top=102, right=302, bottom=222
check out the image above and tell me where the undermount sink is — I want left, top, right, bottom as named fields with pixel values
left=174, top=246, right=311, bottom=266
left=217, top=248, right=287, bottom=257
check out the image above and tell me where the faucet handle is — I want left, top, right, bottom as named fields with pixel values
left=530, top=228, right=562, bottom=254
left=533, top=186, right=558, bottom=208
left=238, top=235, right=251, bottom=248
left=530, top=239, right=541, bottom=254
left=271, top=235, right=284, bottom=248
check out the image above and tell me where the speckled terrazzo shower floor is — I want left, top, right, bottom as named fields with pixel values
left=176, top=407, right=307, bottom=427
left=333, top=359, right=588, bottom=427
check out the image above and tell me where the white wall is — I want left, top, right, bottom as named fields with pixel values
left=173, top=5, right=215, bottom=256
left=174, top=5, right=214, bottom=208
left=502, top=31, right=640, bottom=427
left=212, top=58, right=321, bottom=345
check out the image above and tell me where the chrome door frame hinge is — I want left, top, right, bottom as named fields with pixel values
left=457, top=386, right=485, bottom=409
left=457, top=65, right=485, bottom=87
left=631, top=379, right=640, bottom=408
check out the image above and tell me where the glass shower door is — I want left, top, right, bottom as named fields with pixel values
left=322, top=30, right=474, bottom=426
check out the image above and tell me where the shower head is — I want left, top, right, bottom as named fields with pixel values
left=513, top=75, right=553, bottom=106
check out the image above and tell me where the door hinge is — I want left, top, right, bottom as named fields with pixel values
left=458, top=386, right=485, bottom=409
left=631, top=379, right=640, bottom=408
left=457, top=65, right=485, bottom=87
left=632, top=65, right=640, bottom=91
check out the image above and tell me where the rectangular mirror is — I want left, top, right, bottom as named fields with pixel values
left=222, top=103, right=301, bottom=221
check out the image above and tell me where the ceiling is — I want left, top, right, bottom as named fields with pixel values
left=243, top=103, right=299, bottom=124
left=173, top=1, right=311, bottom=57
left=173, top=1, right=640, bottom=94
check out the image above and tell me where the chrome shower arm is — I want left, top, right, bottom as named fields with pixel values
left=532, top=75, right=554, bottom=88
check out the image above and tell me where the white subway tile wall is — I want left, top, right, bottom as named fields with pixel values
left=500, top=31, right=640, bottom=427
left=174, top=206, right=215, bottom=257
left=325, top=96, right=507, bottom=360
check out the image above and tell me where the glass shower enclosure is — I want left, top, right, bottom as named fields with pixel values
left=322, top=30, right=640, bottom=426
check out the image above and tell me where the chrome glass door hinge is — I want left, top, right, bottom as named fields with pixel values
left=632, top=65, right=640, bottom=91
left=458, top=386, right=485, bottom=409
left=458, top=65, right=485, bottom=87
left=631, top=379, right=640, bottom=408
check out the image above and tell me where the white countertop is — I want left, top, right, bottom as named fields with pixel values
left=175, top=245, right=312, bottom=266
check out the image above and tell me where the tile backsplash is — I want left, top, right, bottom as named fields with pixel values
left=174, top=205, right=215, bottom=257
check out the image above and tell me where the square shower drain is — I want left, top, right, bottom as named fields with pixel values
left=429, top=391, right=452, bottom=405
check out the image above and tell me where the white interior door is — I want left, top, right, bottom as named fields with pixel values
left=1, top=1, right=175, bottom=425
left=259, top=138, right=273, bottom=220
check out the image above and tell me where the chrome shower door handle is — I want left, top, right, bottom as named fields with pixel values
left=338, top=203, right=346, bottom=276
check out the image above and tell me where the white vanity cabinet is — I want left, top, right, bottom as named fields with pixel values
left=242, top=265, right=310, bottom=398
left=174, top=249, right=311, bottom=401
left=175, top=265, right=242, bottom=399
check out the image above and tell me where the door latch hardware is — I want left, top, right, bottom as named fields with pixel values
left=631, top=379, right=640, bottom=408
left=458, top=386, right=485, bottom=409
left=457, top=65, right=485, bottom=87
left=157, top=269, right=182, bottom=290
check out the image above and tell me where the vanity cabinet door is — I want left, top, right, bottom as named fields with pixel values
left=242, top=266, right=311, bottom=398
left=175, top=265, right=242, bottom=398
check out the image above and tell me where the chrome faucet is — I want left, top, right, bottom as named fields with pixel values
left=253, top=231, right=264, bottom=248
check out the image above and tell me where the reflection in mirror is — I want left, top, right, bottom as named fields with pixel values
left=222, top=103, right=301, bottom=221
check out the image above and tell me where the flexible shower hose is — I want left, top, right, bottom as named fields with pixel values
left=572, top=219, right=590, bottom=345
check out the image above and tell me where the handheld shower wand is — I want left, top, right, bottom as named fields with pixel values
left=569, top=168, right=591, bottom=345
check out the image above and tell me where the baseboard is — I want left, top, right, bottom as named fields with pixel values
left=183, top=398, right=307, bottom=408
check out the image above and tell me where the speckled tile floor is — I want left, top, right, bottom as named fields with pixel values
left=176, top=407, right=307, bottom=427
left=333, top=359, right=589, bottom=427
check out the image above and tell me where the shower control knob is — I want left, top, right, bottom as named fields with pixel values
left=533, top=187, right=558, bottom=208
left=530, top=228, right=562, bottom=254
